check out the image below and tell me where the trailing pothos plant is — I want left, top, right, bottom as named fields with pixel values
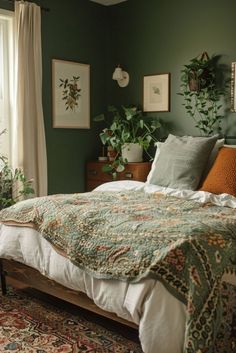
left=94, top=105, right=161, bottom=178
left=178, top=52, right=227, bottom=136
left=0, top=130, right=34, bottom=209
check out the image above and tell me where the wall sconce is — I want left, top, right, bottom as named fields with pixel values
left=112, top=65, right=129, bottom=87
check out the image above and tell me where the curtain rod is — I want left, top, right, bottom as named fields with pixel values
left=3, top=0, right=50, bottom=12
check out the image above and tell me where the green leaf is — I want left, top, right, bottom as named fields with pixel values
left=99, top=132, right=109, bottom=145
left=110, top=136, right=119, bottom=148
left=126, top=113, right=133, bottom=120
left=102, top=164, right=113, bottom=173
left=145, top=135, right=152, bottom=143
left=151, top=120, right=161, bottom=129
left=110, top=122, right=117, bottom=131
left=116, top=164, right=125, bottom=172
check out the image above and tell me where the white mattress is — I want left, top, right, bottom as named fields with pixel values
left=1, top=180, right=236, bottom=353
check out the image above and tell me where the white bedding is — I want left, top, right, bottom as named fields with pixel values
left=1, top=180, right=236, bottom=353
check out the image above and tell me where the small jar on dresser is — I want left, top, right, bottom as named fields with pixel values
left=86, top=161, right=151, bottom=192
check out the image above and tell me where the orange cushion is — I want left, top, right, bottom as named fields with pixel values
left=200, top=146, right=236, bottom=197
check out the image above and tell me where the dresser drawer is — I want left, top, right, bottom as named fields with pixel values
left=86, top=162, right=112, bottom=182
left=118, top=163, right=151, bottom=181
left=86, top=161, right=152, bottom=191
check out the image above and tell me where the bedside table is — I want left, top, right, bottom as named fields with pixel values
left=86, top=161, right=151, bottom=191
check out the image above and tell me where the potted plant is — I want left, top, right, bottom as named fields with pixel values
left=179, top=52, right=227, bottom=136
left=94, top=105, right=161, bottom=177
left=0, top=130, right=34, bottom=209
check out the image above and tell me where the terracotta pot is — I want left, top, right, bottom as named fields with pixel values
left=188, top=77, right=199, bottom=91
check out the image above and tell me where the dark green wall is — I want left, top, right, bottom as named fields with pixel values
left=1, top=0, right=236, bottom=194
left=41, top=0, right=108, bottom=194
left=107, top=0, right=236, bottom=138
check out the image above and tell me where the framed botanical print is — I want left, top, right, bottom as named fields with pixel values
left=52, top=59, right=90, bottom=128
left=143, top=73, right=170, bottom=112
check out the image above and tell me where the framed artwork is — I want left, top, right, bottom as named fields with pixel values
left=52, top=59, right=90, bottom=128
left=143, top=73, right=170, bottom=112
left=231, top=62, right=236, bottom=112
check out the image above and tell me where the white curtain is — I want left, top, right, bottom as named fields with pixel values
left=12, top=1, right=47, bottom=196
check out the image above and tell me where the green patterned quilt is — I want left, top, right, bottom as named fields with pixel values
left=0, top=190, right=236, bottom=353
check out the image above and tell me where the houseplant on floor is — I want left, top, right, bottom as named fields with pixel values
left=0, top=130, right=34, bottom=209
left=179, top=52, right=227, bottom=136
left=94, top=105, right=161, bottom=178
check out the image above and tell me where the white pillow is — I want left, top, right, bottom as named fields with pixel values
left=146, top=138, right=225, bottom=185
left=146, top=141, right=163, bottom=184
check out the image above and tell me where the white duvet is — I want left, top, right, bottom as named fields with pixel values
left=0, top=180, right=236, bottom=353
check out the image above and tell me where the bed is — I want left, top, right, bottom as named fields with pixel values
left=0, top=134, right=236, bottom=353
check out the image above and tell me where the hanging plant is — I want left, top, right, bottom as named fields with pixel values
left=186, top=52, right=212, bottom=91
left=179, top=52, right=227, bottom=136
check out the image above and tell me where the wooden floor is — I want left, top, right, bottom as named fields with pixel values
left=6, top=277, right=140, bottom=344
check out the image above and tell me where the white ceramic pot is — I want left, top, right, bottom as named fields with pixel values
left=121, top=143, right=143, bottom=162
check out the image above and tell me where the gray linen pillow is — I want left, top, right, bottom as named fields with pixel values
left=149, top=134, right=218, bottom=190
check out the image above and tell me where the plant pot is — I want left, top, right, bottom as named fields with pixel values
left=121, top=143, right=143, bottom=162
left=188, top=76, right=199, bottom=91
left=188, top=70, right=210, bottom=91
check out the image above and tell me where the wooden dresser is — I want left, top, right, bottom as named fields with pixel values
left=86, top=161, right=151, bottom=191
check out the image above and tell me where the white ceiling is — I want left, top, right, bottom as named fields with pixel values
left=90, top=0, right=127, bottom=6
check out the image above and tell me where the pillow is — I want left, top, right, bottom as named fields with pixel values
left=200, top=146, right=236, bottom=197
left=146, top=141, right=163, bottom=184
left=147, top=134, right=218, bottom=190
left=147, top=138, right=224, bottom=185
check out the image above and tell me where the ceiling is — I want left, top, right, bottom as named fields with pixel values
left=90, top=0, right=127, bottom=5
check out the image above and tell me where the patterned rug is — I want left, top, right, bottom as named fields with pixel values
left=1, top=283, right=236, bottom=353
left=0, top=287, right=142, bottom=353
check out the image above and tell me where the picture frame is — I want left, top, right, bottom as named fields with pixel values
left=231, top=62, right=236, bottom=112
left=143, top=73, right=170, bottom=112
left=52, top=59, right=90, bottom=129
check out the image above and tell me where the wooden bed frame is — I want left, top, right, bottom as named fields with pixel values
left=0, top=258, right=138, bottom=330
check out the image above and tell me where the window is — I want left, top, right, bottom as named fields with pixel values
left=0, top=9, right=13, bottom=162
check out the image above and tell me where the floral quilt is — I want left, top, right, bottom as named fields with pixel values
left=0, top=190, right=236, bottom=353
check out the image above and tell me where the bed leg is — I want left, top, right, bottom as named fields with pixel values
left=0, top=259, right=7, bottom=295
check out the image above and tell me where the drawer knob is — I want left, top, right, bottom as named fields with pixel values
left=125, top=172, right=133, bottom=179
